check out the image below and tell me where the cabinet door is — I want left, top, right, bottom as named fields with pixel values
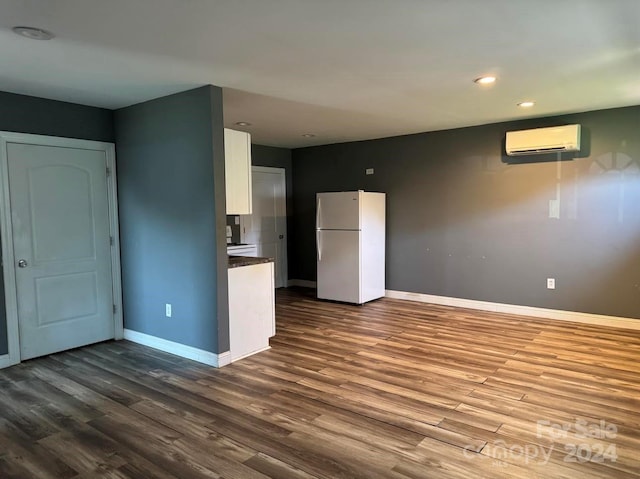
left=228, top=262, right=274, bottom=362
left=224, top=128, right=252, bottom=214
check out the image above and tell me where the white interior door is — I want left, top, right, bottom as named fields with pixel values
left=241, top=166, right=287, bottom=288
left=7, top=142, right=115, bottom=360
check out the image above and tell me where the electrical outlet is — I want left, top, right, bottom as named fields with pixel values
left=165, top=303, right=172, bottom=317
left=366, top=168, right=374, bottom=175
left=547, top=278, right=555, bottom=290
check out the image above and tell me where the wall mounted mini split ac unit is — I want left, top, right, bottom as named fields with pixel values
left=505, top=124, right=581, bottom=156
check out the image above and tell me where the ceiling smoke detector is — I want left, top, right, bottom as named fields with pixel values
left=12, top=26, right=55, bottom=41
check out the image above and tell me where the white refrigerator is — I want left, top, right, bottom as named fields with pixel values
left=316, top=191, right=386, bottom=304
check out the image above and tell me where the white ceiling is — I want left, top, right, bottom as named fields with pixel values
left=0, top=0, right=639, bottom=148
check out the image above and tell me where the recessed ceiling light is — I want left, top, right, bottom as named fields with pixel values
left=474, top=76, right=496, bottom=85
left=517, top=101, right=535, bottom=108
left=234, top=121, right=251, bottom=127
left=302, top=133, right=316, bottom=138
left=12, top=26, right=55, bottom=41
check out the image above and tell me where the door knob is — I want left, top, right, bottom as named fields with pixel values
left=279, top=235, right=284, bottom=239
left=18, top=259, right=28, bottom=268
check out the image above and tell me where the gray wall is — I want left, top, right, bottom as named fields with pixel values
left=0, top=91, right=114, bottom=356
left=115, top=86, right=230, bottom=354
left=292, top=105, right=640, bottom=319
left=0, top=91, right=114, bottom=141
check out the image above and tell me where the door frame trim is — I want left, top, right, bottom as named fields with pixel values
left=240, top=166, right=288, bottom=287
left=0, top=132, right=124, bottom=368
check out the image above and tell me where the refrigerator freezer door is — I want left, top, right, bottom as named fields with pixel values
left=317, top=192, right=361, bottom=230
left=317, top=230, right=361, bottom=303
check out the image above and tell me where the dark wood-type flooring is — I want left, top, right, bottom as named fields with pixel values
left=1, top=287, right=639, bottom=478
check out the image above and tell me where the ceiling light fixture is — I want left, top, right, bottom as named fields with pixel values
left=474, top=76, right=496, bottom=85
left=302, top=133, right=316, bottom=138
left=234, top=121, right=251, bottom=127
left=517, top=101, right=535, bottom=108
left=12, top=26, right=55, bottom=41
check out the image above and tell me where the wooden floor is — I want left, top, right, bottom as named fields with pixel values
left=1, top=288, right=639, bottom=479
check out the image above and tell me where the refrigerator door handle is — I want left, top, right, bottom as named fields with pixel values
left=316, top=197, right=322, bottom=229
left=316, top=229, right=322, bottom=261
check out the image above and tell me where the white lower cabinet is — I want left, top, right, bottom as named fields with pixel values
left=228, top=261, right=275, bottom=362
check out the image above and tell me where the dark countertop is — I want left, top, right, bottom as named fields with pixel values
left=228, top=255, right=274, bottom=269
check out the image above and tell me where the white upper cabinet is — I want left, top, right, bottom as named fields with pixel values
left=224, top=128, right=252, bottom=215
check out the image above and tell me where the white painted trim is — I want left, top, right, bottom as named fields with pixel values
left=105, top=144, right=125, bottom=340
left=217, top=351, right=232, bottom=367
left=0, top=133, right=21, bottom=368
left=124, top=329, right=230, bottom=367
left=0, top=354, right=13, bottom=369
left=385, top=290, right=640, bottom=331
left=288, top=279, right=317, bottom=288
left=0, top=132, right=124, bottom=368
left=231, top=345, right=271, bottom=363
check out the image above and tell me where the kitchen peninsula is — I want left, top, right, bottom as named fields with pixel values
left=227, top=255, right=276, bottom=362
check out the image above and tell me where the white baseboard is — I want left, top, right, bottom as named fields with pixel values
left=230, top=345, right=271, bottom=363
left=385, top=290, right=640, bottom=331
left=123, top=329, right=231, bottom=367
left=217, top=351, right=232, bottom=367
left=0, top=353, right=15, bottom=369
left=288, top=279, right=317, bottom=288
